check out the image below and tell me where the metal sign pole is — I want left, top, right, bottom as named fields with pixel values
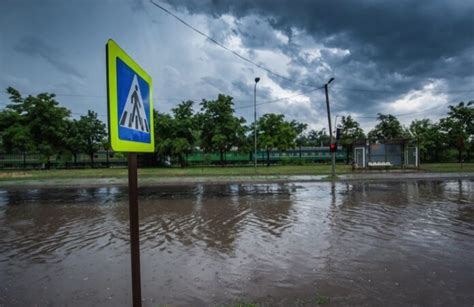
left=128, top=153, right=142, bottom=307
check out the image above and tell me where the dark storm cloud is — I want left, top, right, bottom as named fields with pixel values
left=167, top=0, right=473, bottom=70
left=164, top=0, right=474, bottom=117
left=14, top=37, right=84, bottom=80
left=2, top=0, right=472, bottom=131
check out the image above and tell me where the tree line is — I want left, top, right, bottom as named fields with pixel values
left=0, top=87, right=472, bottom=167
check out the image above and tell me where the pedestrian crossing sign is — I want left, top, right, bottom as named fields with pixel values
left=106, top=39, right=155, bottom=152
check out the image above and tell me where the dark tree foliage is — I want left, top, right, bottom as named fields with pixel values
left=198, top=94, right=247, bottom=165
left=4, top=87, right=70, bottom=168
left=338, top=115, right=365, bottom=162
left=257, top=113, right=298, bottom=166
left=154, top=101, right=198, bottom=167
left=0, top=87, right=472, bottom=168
left=77, top=110, right=106, bottom=167
left=304, top=129, right=330, bottom=147
left=368, top=113, right=407, bottom=141
left=292, top=121, right=308, bottom=146
left=409, top=119, right=443, bottom=162
left=0, top=110, right=33, bottom=154
left=439, top=101, right=473, bottom=163
left=64, top=119, right=82, bottom=166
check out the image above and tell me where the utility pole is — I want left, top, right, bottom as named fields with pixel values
left=254, top=77, right=260, bottom=170
left=324, top=77, right=336, bottom=178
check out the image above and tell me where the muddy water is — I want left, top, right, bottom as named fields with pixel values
left=0, top=180, right=473, bottom=306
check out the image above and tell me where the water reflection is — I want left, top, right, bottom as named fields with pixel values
left=0, top=179, right=473, bottom=306
left=138, top=184, right=297, bottom=254
left=0, top=187, right=126, bottom=264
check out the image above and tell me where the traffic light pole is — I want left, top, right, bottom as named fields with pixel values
left=254, top=77, right=260, bottom=171
left=324, top=83, right=336, bottom=178
left=254, top=82, right=257, bottom=170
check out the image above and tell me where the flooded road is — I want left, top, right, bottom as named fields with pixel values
left=1, top=179, right=473, bottom=306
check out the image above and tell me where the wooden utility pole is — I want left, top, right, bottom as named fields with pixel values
left=324, top=78, right=336, bottom=178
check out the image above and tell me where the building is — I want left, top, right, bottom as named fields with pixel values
left=352, top=139, right=418, bottom=169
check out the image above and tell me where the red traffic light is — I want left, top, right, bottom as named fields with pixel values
left=330, top=143, right=337, bottom=152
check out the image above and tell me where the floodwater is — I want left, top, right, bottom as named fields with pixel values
left=0, top=180, right=473, bottom=306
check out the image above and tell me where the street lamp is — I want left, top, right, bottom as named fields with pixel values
left=324, top=77, right=336, bottom=178
left=254, top=77, right=260, bottom=170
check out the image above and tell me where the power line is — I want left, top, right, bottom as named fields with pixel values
left=16, top=87, right=474, bottom=101
left=333, top=86, right=474, bottom=94
left=148, top=1, right=474, bottom=95
left=19, top=92, right=260, bottom=103
left=0, top=102, right=108, bottom=118
left=11, top=88, right=325, bottom=109
left=344, top=102, right=453, bottom=120
left=148, top=0, right=321, bottom=89
left=1, top=89, right=323, bottom=117
left=235, top=86, right=324, bottom=109
left=392, top=105, right=449, bottom=118
left=1, top=90, right=467, bottom=121
left=51, top=93, right=105, bottom=98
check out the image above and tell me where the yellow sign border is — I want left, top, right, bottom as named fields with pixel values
left=106, top=39, right=155, bottom=152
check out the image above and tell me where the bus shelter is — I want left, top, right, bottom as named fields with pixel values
left=352, top=139, right=418, bottom=169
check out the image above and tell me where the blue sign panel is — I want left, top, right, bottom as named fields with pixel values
left=116, top=57, right=152, bottom=144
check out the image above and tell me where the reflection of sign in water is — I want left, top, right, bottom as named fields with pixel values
left=119, top=75, right=150, bottom=133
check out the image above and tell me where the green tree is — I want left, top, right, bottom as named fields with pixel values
left=171, top=100, right=197, bottom=166
left=154, top=110, right=174, bottom=165
left=77, top=110, right=106, bottom=167
left=198, top=94, right=247, bottom=165
left=5, top=87, right=70, bottom=168
left=291, top=120, right=308, bottom=157
left=439, top=101, right=473, bottom=163
left=338, top=115, right=365, bottom=162
left=154, top=101, right=198, bottom=167
left=306, top=129, right=330, bottom=147
left=0, top=110, right=33, bottom=151
left=257, top=113, right=298, bottom=166
left=368, top=113, right=406, bottom=141
left=0, top=110, right=34, bottom=168
left=102, top=135, right=112, bottom=168
left=409, top=118, right=445, bottom=162
left=64, top=119, right=82, bottom=166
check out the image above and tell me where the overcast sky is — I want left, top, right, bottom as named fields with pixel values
left=0, top=0, right=473, bottom=132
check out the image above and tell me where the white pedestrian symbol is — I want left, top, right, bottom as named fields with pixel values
left=119, top=75, right=150, bottom=133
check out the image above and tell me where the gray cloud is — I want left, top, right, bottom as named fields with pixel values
left=1, top=0, right=472, bottom=132
left=168, top=0, right=473, bottom=67
left=164, top=0, right=474, bottom=123
left=14, top=37, right=84, bottom=79
left=200, top=76, right=231, bottom=93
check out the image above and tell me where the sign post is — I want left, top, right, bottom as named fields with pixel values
left=127, top=152, right=140, bottom=307
left=106, top=39, right=154, bottom=307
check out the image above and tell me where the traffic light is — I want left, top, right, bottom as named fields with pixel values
left=336, top=128, right=341, bottom=140
left=330, top=143, right=337, bottom=152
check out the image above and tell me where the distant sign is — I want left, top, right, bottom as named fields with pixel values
left=106, top=39, right=154, bottom=152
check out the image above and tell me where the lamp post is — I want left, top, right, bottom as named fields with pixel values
left=324, top=77, right=335, bottom=178
left=254, top=77, right=260, bottom=170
